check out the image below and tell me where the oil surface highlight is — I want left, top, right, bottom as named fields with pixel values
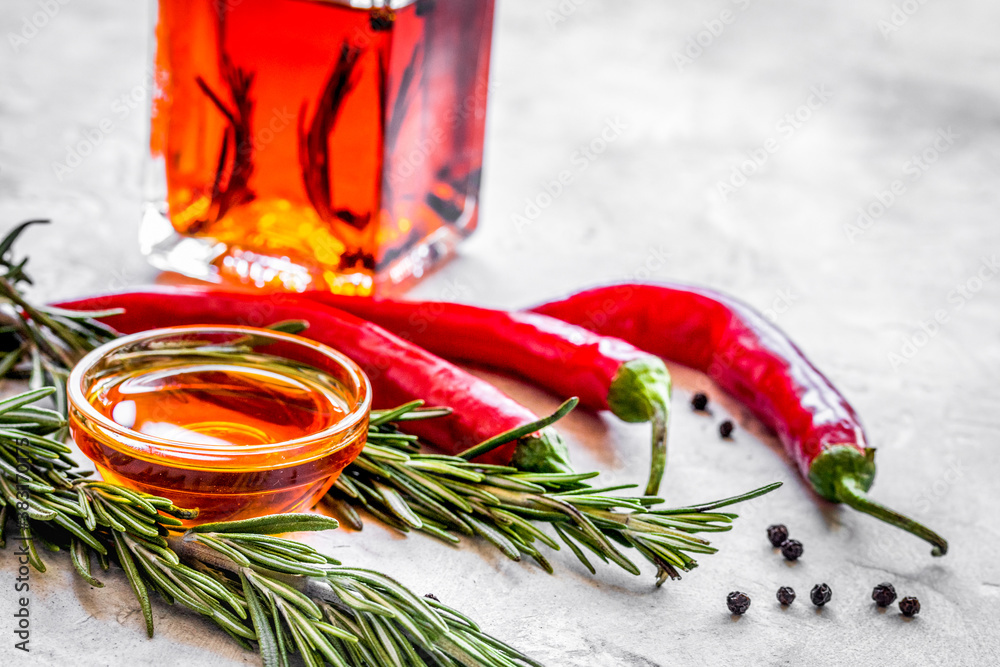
left=89, top=360, right=348, bottom=447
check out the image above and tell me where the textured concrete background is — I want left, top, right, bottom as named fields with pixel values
left=2, top=0, right=1000, bottom=665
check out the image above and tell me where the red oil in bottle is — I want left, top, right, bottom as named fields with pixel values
left=146, top=0, right=495, bottom=294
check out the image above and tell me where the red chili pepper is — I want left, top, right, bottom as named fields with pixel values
left=534, top=282, right=948, bottom=556
left=304, top=294, right=672, bottom=495
left=54, top=288, right=574, bottom=471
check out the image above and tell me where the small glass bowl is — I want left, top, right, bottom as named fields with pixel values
left=68, top=325, right=371, bottom=526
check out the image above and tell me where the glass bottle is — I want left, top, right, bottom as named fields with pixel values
left=141, top=0, right=495, bottom=295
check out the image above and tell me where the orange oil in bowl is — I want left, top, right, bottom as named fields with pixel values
left=68, top=326, right=370, bottom=526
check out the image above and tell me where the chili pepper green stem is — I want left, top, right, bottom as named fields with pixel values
left=606, top=359, right=672, bottom=496
left=458, top=397, right=578, bottom=473
left=834, top=476, right=948, bottom=556
left=809, top=445, right=948, bottom=556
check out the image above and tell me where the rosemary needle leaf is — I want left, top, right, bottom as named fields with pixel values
left=52, top=512, right=108, bottom=554
left=327, top=579, right=396, bottom=618
left=464, top=515, right=522, bottom=561
left=70, top=538, right=104, bottom=587
left=332, top=568, right=446, bottom=632
left=28, top=346, right=44, bottom=391
left=213, top=620, right=254, bottom=652
left=279, top=601, right=323, bottom=667
left=0, top=218, right=48, bottom=258
left=469, top=628, right=548, bottom=667
left=266, top=593, right=292, bottom=667
left=188, top=513, right=340, bottom=536
left=137, top=556, right=214, bottom=616
left=457, top=397, right=579, bottom=461
left=38, top=304, right=125, bottom=321
left=374, top=481, right=423, bottom=529
left=90, top=496, right=125, bottom=532
left=0, top=458, right=53, bottom=493
left=248, top=571, right=323, bottom=620
left=227, top=542, right=331, bottom=577
left=0, top=386, right=56, bottom=413
left=112, top=531, right=154, bottom=638
left=263, top=320, right=309, bottom=335
left=284, top=603, right=349, bottom=667
left=193, top=535, right=252, bottom=567
left=369, top=400, right=425, bottom=427
left=132, top=535, right=180, bottom=564
left=164, top=504, right=199, bottom=520
left=221, top=533, right=331, bottom=562
left=665, top=481, right=783, bottom=513
left=155, top=513, right=185, bottom=528
left=100, top=499, right=160, bottom=538
left=493, top=508, right=560, bottom=550
left=369, top=616, right=412, bottom=667
left=170, top=563, right=245, bottom=617
left=84, top=482, right=159, bottom=515
left=312, top=620, right=359, bottom=643
left=241, top=571, right=282, bottom=667
left=23, top=504, right=57, bottom=522
left=354, top=612, right=402, bottom=667
left=324, top=497, right=364, bottom=531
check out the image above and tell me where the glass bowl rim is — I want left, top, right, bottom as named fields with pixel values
left=67, top=324, right=372, bottom=459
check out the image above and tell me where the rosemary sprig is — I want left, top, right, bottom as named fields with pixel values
left=1, top=220, right=781, bottom=588
left=299, top=41, right=362, bottom=231
left=0, top=387, right=539, bottom=666
left=328, top=401, right=780, bottom=586
left=194, top=54, right=257, bottom=229
left=0, top=220, right=120, bottom=416
left=1, top=218, right=781, bottom=589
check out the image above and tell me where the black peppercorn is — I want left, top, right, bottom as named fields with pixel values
left=871, top=582, right=897, bottom=608
left=691, top=392, right=709, bottom=411
left=776, top=587, right=796, bottom=606
left=424, top=593, right=440, bottom=602
left=899, top=596, right=920, bottom=617
left=766, top=524, right=789, bottom=547
left=727, top=591, right=751, bottom=615
left=780, top=539, right=804, bottom=561
left=810, top=583, right=832, bottom=607
left=719, top=420, right=735, bottom=438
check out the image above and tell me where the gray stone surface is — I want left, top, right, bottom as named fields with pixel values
left=2, top=0, right=1000, bottom=665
